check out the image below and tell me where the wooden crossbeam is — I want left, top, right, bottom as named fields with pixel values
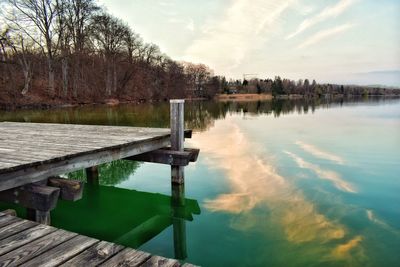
left=0, top=184, right=60, bottom=212
left=48, top=177, right=84, bottom=201
left=0, top=184, right=60, bottom=224
left=126, top=147, right=200, bottom=166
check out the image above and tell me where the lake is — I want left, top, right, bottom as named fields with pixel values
left=0, top=97, right=399, bottom=267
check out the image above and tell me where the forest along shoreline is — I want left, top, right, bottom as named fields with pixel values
left=1, top=1, right=399, bottom=111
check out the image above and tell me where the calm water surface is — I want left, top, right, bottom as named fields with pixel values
left=1, top=98, right=399, bottom=267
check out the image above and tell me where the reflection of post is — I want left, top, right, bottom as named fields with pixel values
left=172, top=184, right=187, bottom=260
left=170, top=99, right=185, bottom=184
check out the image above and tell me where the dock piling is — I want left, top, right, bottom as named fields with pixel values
left=172, top=184, right=187, bottom=259
left=86, top=166, right=99, bottom=185
left=170, top=99, right=185, bottom=184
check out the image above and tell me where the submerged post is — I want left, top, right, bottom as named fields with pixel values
left=170, top=99, right=185, bottom=184
left=172, top=184, right=187, bottom=259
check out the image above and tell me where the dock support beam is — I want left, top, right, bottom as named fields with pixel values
left=170, top=99, right=185, bottom=184
left=0, top=184, right=60, bottom=225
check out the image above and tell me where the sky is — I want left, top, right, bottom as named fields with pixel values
left=98, top=0, right=400, bottom=86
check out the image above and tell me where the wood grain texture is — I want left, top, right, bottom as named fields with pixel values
left=0, top=213, right=198, bottom=267
left=0, top=184, right=60, bottom=211
left=99, top=248, right=151, bottom=267
left=0, top=122, right=173, bottom=191
left=0, top=216, right=21, bottom=229
left=61, top=240, right=124, bottom=266
left=0, top=220, right=36, bottom=240
left=0, top=229, right=77, bottom=267
left=47, top=177, right=83, bottom=201
left=170, top=100, right=185, bottom=185
left=0, top=224, right=56, bottom=256
left=141, top=255, right=180, bottom=267
left=20, top=234, right=98, bottom=266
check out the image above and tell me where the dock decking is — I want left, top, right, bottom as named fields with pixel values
left=0, top=211, right=195, bottom=266
left=0, top=101, right=199, bottom=265
left=0, top=122, right=176, bottom=191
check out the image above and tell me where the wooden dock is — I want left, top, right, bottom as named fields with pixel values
left=0, top=211, right=195, bottom=266
left=0, top=100, right=200, bottom=266
left=0, top=121, right=183, bottom=191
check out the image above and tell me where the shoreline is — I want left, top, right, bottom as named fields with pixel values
left=216, top=93, right=273, bottom=101
left=0, top=97, right=209, bottom=111
left=1, top=94, right=399, bottom=111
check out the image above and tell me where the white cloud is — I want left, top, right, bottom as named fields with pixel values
left=159, top=1, right=175, bottom=7
left=297, top=23, right=355, bottom=49
left=184, top=0, right=293, bottom=77
left=286, top=0, right=358, bottom=39
left=186, top=19, right=195, bottom=32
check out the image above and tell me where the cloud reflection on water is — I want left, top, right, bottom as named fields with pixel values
left=332, top=236, right=364, bottom=260
left=295, top=141, right=345, bottom=165
left=285, top=151, right=356, bottom=193
left=191, top=119, right=346, bottom=244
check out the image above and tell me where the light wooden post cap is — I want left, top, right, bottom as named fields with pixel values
left=170, top=99, right=185, bottom=104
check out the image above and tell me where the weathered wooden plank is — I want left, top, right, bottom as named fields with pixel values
left=1, top=134, right=149, bottom=148
left=0, top=229, right=77, bottom=267
left=20, top=234, right=98, bottom=266
left=0, top=224, right=56, bottom=256
left=0, top=123, right=171, bottom=143
left=0, top=123, right=172, bottom=157
left=141, top=255, right=180, bottom=267
left=48, top=177, right=83, bottom=201
left=0, top=163, right=14, bottom=169
left=0, top=122, right=197, bottom=188
left=0, top=131, right=170, bottom=162
left=0, top=220, right=37, bottom=241
left=0, top=210, right=16, bottom=217
left=61, top=240, right=124, bottom=266
left=99, top=248, right=151, bottom=267
left=0, top=211, right=197, bottom=266
left=0, top=216, right=21, bottom=229
left=0, top=137, right=170, bottom=191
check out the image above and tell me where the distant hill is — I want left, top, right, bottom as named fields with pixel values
left=350, top=70, right=400, bottom=88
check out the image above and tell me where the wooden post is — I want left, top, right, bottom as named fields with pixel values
left=170, top=100, right=187, bottom=257
left=170, top=99, right=185, bottom=184
left=86, top=166, right=99, bottom=185
left=26, top=209, right=51, bottom=225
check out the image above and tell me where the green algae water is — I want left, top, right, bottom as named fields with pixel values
left=0, top=97, right=399, bottom=267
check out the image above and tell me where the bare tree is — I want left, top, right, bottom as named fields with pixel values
left=1, top=28, right=33, bottom=95
left=5, top=0, right=59, bottom=95
left=90, top=13, right=129, bottom=95
left=64, top=0, right=99, bottom=97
